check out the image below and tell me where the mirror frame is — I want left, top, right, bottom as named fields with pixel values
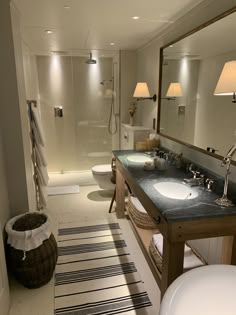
left=157, top=7, right=236, bottom=165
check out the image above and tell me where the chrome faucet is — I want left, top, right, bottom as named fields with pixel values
left=215, top=143, right=236, bottom=207
left=184, top=164, right=205, bottom=187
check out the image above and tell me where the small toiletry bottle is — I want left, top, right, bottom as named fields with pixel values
left=156, top=152, right=168, bottom=171
left=158, top=157, right=168, bottom=171
left=175, top=153, right=183, bottom=168
left=152, top=148, right=160, bottom=168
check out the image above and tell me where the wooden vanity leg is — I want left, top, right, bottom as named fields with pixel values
left=161, top=238, right=184, bottom=299
left=230, top=235, right=236, bottom=265
left=115, top=168, right=125, bottom=218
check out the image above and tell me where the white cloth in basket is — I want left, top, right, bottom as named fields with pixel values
left=5, top=213, right=51, bottom=251
left=130, top=195, right=147, bottom=213
left=152, top=233, right=204, bottom=270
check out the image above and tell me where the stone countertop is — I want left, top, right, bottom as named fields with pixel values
left=113, top=150, right=236, bottom=223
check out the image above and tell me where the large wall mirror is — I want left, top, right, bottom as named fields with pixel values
left=158, top=8, right=236, bottom=161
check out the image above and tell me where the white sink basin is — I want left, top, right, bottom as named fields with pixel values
left=127, top=155, right=152, bottom=163
left=154, top=182, right=198, bottom=200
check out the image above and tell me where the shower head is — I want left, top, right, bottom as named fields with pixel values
left=85, top=52, right=96, bottom=64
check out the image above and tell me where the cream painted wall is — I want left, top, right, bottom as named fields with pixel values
left=22, top=41, right=40, bottom=103
left=0, top=0, right=35, bottom=216
left=0, top=130, right=10, bottom=228
left=137, top=43, right=159, bottom=130
left=120, top=51, right=138, bottom=125
left=137, top=0, right=236, bottom=264
left=10, top=3, right=36, bottom=212
left=0, top=130, right=11, bottom=315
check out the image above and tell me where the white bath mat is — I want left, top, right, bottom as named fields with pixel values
left=47, top=185, right=80, bottom=195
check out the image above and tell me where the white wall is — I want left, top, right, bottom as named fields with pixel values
left=0, top=130, right=10, bottom=228
left=37, top=55, right=115, bottom=172
left=10, top=3, right=36, bottom=212
left=120, top=51, right=138, bottom=125
left=137, top=43, right=159, bottom=130
left=0, top=0, right=36, bottom=216
left=137, top=0, right=236, bottom=264
left=22, top=41, right=40, bottom=103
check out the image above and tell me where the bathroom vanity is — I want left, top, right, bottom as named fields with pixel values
left=113, top=150, right=236, bottom=298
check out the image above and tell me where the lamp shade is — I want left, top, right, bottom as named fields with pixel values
left=166, top=83, right=183, bottom=97
left=133, top=82, right=150, bottom=98
left=214, top=61, right=236, bottom=95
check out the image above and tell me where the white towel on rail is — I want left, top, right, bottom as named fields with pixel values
left=31, top=107, right=45, bottom=146
left=36, top=165, right=49, bottom=186
left=31, top=121, right=44, bottom=147
left=38, top=184, right=48, bottom=208
left=35, top=142, right=47, bottom=166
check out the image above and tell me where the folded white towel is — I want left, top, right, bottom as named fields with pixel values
left=35, top=142, right=47, bottom=166
left=31, top=107, right=45, bottom=146
left=153, top=233, right=191, bottom=256
left=130, top=195, right=147, bottom=214
left=152, top=233, right=204, bottom=270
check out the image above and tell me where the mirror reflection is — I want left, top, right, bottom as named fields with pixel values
left=159, top=10, right=236, bottom=159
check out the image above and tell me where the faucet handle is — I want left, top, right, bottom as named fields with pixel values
left=192, top=170, right=201, bottom=179
left=188, top=163, right=201, bottom=178
left=206, top=178, right=215, bottom=192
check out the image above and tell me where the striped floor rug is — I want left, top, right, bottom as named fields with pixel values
left=55, top=221, right=154, bottom=315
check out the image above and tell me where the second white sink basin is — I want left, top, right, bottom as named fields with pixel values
left=127, top=155, right=152, bottom=163
left=154, top=182, right=198, bottom=200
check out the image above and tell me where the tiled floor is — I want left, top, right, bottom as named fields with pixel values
left=8, top=173, right=160, bottom=314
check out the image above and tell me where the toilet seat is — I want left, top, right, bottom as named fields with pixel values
left=160, top=265, right=236, bottom=315
left=92, top=164, right=111, bottom=175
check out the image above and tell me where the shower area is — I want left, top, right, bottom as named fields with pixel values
left=36, top=52, right=120, bottom=174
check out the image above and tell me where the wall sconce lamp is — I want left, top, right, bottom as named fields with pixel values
left=162, top=82, right=183, bottom=100
left=214, top=60, right=236, bottom=103
left=133, top=82, right=157, bottom=102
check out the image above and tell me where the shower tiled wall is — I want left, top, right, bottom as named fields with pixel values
left=37, top=55, right=117, bottom=172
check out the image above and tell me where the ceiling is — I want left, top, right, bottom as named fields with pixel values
left=13, top=0, right=204, bottom=56
left=164, top=10, right=236, bottom=60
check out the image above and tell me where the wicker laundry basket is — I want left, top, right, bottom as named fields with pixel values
left=127, top=194, right=158, bottom=229
left=5, top=212, right=58, bottom=288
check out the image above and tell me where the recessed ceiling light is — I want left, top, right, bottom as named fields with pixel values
left=64, top=5, right=70, bottom=9
left=169, top=45, right=174, bottom=48
left=132, top=16, right=140, bottom=20
left=45, top=30, right=53, bottom=34
left=110, top=42, right=115, bottom=46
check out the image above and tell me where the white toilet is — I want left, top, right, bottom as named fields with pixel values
left=160, top=265, right=236, bottom=315
left=92, top=164, right=115, bottom=190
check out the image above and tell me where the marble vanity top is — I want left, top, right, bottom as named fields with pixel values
left=113, top=150, right=236, bottom=222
